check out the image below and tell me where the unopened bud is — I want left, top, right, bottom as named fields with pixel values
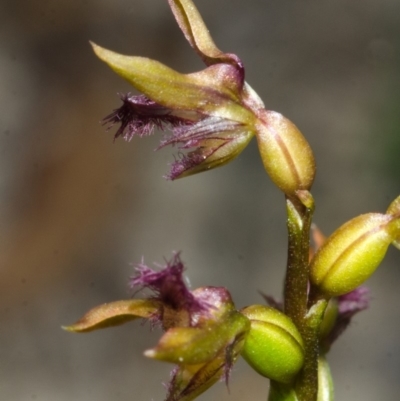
left=255, top=110, right=315, bottom=196
left=310, top=211, right=400, bottom=297
left=240, top=305, right=304, bottom=383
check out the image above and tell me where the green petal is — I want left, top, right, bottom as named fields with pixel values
left=63, top=299, right=161, bottom=333
left=174, top=129, right=254, bottom=180
left=144, top=311, right=249, bottom=364
left=165, top=315, right=248, bottom=401
left=166, top=349, right=230, bottom=401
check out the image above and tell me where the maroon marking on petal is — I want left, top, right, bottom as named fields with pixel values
left=160, top=116, right=245, bottom=179
left=167, top=151, right=208, bottom=180
left=102, top=94, right=190, bottom=141
left=166, top=136, right=233, bottom=180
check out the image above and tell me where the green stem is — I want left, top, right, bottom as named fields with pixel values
left=284, top=193, right=321, bottom=401
left=284, top=196, right=312, bottom=326
left=295, top=299, right=328, bottom=401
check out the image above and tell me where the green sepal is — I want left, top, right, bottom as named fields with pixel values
left=62, top=299, right=161, bottom=333
left=174, top=129, right=254, bottom=179
left=166, top=338, right=243, bottom=401
left=91, top=43, right=254, bottom=125
left=145, top=310, right=249, bottom=365
left=167, top=362, right=221, bottom=401
left=167, top=0, right=236, bottom=67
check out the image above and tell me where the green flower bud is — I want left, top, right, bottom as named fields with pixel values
left=255, top=110, right=315, bottom=196
left=240, top=305, right=305, bottom=384
left=310, top=210, right=400, bottom=297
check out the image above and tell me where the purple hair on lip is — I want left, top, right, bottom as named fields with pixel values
left=130, top=253, right=209, bottom=315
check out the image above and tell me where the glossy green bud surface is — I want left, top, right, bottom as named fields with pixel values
left=255, top=110, right=315, bottom=196
left=240, top=305, right=304, bottom=383
left=310, top=213, right=400, bottom=297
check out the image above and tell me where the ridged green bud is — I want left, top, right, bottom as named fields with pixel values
left=240, top=305, right=305, bottom=383
left=310, top=209, right=400, bottom=297
left=255, top=110, right=315, bottom=196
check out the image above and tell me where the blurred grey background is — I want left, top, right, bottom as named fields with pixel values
left=1, top=0, right=400, bottom=400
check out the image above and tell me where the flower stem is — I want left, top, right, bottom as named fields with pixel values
left=284, top=193, right=324, bottom=401
left=295, top=299, right=328, bottom=401
left=284, top=196, right=312, bottom=326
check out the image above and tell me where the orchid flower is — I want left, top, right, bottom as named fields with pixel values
left=95, top=0, right=315, bottom=196
left=64, top=254, right=250, bottom=401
